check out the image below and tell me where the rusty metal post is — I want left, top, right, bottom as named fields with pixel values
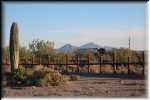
left=32, top=56, right=34, bottom=65
left=55, top=57, right=57, bottom=65
left=142, top=51, right=145, bottom=76
left=65, top=54, right=68, bottom=72
left=6, top=57, right=8, bottom=65
left=25, top=57, right=28, bottom=65
left=29, top=57, right=31, bottom=66
left=47, top=55, right=49, bottom=67
left=77, top=56, right=80, bottom=72
left=51, top=57, right=54, bottom=70
left=39, top=57, right=41, bottom=65
left=53, top=57, right=54, bottom=65
left=48, top=56, right=49, bottom=64
left=99, top=56, right=103, bottom=73
left=55, top=57, right=57, bottom=64
left=127, top=56, right=130, bottom=74
left=113, top=51, right=116, bottom=74
left=87, top=55, right=90, bottom=73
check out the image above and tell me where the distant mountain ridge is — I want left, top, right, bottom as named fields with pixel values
left=57, top=44, right=78, bottom=53
left=80, top=42, right=102, bottom=49
left=57, top=42, right=113, bottom=53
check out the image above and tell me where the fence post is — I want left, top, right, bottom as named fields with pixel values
left=53, top=57, right=55, bottom=65
left=39, top=57, right=41, bottom=65
left=49, top=56, right=50, bottom=66
left=52, top=57, right=54, bottom=70
left=127, top=56, right=130, bottom=74
left=47, top=55, right=49, bottom=67
left=32, top=56, right=34, bottom=67
left=87, top=55, right=90, bottom=73
left=113, top=51, right=116, bottom=74
left=29, top=57, right=31, bottom=67
left=26, top=57, right=28, bottom=66
left=65, top=54, right=68, bottom=72
left=6, top=57, right=8, bottom=65
left=55, top=57, right=57, bottom=64
left=77, top=56, right=80, bottom=72
left=142, top=51, right=145, bottom=76
left=99, top=56, right=102, bottom=73
left=54, top=57, right=57, bottom=70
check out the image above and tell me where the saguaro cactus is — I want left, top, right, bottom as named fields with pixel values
left=9, top=22, right=19, bottom=73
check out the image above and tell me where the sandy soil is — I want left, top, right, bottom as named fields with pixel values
left=3, top=74, right=146, bottom=97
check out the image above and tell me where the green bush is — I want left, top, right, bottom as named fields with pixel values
left=24, top=68, right=34, bottom=77
left=28, top=78, right=46, bottom=87
left=36, top=78, right=47, bottom=86
left=69, top=75, right=80, bottom=81
left=11, top=67, right=27, bottom=86
left=31, top=67, right=67, bottom=86
left=13, top=67, right=26, bottom=81
left=39, top=70, right=65, bottom=86
left=10, top=66, right=68, bottom=87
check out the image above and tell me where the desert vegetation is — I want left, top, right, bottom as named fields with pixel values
left=2, top=22, right=146, bottom=97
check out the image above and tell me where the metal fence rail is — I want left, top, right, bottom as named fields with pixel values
left=2, top=52, right=145, bottom=75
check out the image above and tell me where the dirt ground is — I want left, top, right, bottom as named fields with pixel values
left=3, top=73, right=146, bottom=97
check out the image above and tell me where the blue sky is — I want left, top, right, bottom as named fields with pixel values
left=3, top=2, right=146, bottom=50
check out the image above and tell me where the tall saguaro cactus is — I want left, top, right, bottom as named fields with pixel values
left=9, top=22, right=19, bottom=73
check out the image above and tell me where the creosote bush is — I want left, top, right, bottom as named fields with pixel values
left=13, top=67, right=26, bottom=80
left=10, top=66, right=68, bottom=87
left=11, top=67, right=27, bottom=86
left=32, top=67, right=67, bottom=86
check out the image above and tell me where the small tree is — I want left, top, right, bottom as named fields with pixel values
left=29, top=39, right=56, bottom=63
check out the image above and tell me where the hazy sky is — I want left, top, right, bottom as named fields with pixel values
left=3, top=2, right=146, bottom=50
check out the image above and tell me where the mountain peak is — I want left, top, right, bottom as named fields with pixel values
left=80, top=42, right=102, bottom=49
left=58, top=44, right=77, bottom=53
left=57, top=42, right=114, bottom=53
left=63, top=44, right=72, bottom=47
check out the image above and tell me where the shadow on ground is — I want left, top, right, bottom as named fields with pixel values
left=63, top=72, right=145, bottom=80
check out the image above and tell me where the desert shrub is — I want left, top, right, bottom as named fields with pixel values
left=11, top=67, right=27, bottom=86
left=13, top=67, right=26, bottom=81
left=69, top=75, right=80, bottom=81
left=31, top=67, right=67, bottom=86
left=41, top=67, right=54, bottom=73
left=35, top=78, right=47, bottom=86
left=24, top=68, right=35, bottom=77
left=27, top=77, right=46, bottom=87
left=41, top=70, right=66, bottom=86
left=11, top=66, right=42, bottom=86
left=10, top=66, right=68, bottom=86
left=32, top=70, right=46, bottom=79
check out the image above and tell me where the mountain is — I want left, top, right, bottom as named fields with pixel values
left=58, top=42, right=114, bottom=53
left=57, top=44, right=78, bottom=53
left=80, top=42, right=102, bottom=49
